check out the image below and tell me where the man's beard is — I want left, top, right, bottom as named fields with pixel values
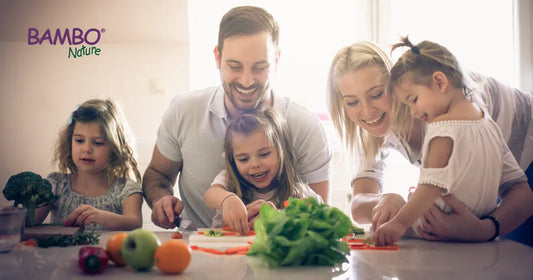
left=223, top=81, right=271, bottom=113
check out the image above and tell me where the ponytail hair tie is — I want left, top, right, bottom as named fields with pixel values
left=411, top=46, right=420, bottom=54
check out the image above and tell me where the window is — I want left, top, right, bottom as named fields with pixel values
left=383, top=0, right=516, bottom=87
left=376, top=0, right=516, bottom=197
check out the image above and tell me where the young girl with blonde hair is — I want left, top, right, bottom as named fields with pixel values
left=372, top=37, right=529, bottom=246
left=204, top=108, right=321, bottom=235
left=36, top=99, right=143, bottom=231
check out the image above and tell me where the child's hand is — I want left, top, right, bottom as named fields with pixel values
left=246, top=200, right=276, bottom=230
left=371, top=193, right=404, bottom=232
left=64, top=204, right=105, bottom=227
left=373, top=218, right=407, bottom=246
left=222, top=196, right=249, bottom=235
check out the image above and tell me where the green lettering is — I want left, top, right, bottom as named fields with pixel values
left=67, top=45, right=102, bottom=59
left=68, top=47, right=77, bottom=58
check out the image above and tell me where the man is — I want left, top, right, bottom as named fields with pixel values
left=143, top=6, right=331, bottom=229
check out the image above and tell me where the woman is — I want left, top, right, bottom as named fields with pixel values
left=326, top=41, right=533, bottom=245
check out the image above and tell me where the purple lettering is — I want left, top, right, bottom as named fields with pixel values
left=29, top=28, right=104, bottom=46
left=84, top=28, right=101, bottom=45
left=27, top=28, right=40, bottom=45
left=39, top=29, right=52, bottom=45
left=53, top=28, right=71, bottom=45
left=72, top=28, right=83, bottom=45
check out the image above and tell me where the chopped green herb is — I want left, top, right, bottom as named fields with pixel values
left=362, top=238, right=375, bottom=246
left=35, top=229, right=100, bottom=248
left=351, top=224, right=365, bottom=235
left=205, top=230, right=224, bottom=237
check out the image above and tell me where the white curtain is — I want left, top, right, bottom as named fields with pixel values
left=515, top=0, right=533, bottom=93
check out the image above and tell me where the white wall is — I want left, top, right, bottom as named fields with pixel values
left=0, top=1, right=189, bottom=231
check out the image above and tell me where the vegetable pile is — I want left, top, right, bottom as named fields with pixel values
left=3, top=171, right=59, bottom=226
left=33, top=229, right=100, bottom=248
left=246, top=197, right=351, bottom=267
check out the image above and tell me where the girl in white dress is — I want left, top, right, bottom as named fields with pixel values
left=373, top=37, right=528, bottom=246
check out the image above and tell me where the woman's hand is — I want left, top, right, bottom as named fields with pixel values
left=222, top=195, right=249, bottom=235
left=246, top=200, right=276, bottom=230
left=64, top=205, right=107, bottom=227
left=371, top=193, right=405, bottom=231
left=417, top=194, right=491, bottom=241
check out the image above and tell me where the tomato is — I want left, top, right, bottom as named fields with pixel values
left=171, top=232, right=183, bottom=239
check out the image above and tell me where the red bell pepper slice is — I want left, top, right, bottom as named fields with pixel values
left=78, top=246, right=109, bottom=274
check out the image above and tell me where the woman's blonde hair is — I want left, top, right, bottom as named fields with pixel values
left=223, top=108, right=304, bottom=208
left=326, top=41, right=411, bottom=167
left=54, top=99, right=141, bottom=183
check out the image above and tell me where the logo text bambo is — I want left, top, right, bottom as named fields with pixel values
left=27, top=28, right=105, bottom=59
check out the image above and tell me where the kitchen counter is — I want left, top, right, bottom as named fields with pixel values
left=1, top=230, right=532, bottom=280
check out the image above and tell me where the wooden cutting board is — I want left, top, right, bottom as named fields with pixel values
left=22, top=225, right=82, bottom=240
left=188, top=228, right=255, bottom=248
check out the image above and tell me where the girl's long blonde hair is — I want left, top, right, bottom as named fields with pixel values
left=54, top=99, right=141, bottom=183
left=326, top=41, right=412, bottom=168
left=223, top=108, right=305, bottom=208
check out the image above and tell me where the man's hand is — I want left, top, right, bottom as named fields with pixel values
left=151, top=195, right=183, bottom=229
left=246, top=200, right=276, bottom=230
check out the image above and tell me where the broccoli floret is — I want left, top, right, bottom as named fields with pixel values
left=3, top=171, right=59, bottom=226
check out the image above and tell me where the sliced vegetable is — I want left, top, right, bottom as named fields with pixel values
left=21, top=239, right=37, bottom=247
left=351, top=224, right=365, bottom=235
left=78, top=246, right=109, bottom=274
left=171, top=232, right=183, bottom=239
left=221, top=225, right=232, bottom=231
left=189, top=245, right=250, bottom=255
left=221, top=225, right=255, bottom=236
left=344, top=238, right=399, bottom=250
left=189, top=245, right=225, bottom=255
left=224, top=245, right=250, bottom=255
left=205, top=230, right=224, bottom=237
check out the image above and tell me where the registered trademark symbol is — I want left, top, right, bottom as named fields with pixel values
left=101, top=28, right=106, bottom=33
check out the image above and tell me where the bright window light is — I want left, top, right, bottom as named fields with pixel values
left=188, top=0, right=518, bottom=209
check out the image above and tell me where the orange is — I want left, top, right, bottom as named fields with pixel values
left=106, top=232, right=128, bottom=266
left=154, top=239, right=192, bottom=274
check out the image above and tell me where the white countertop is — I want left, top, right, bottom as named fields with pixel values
left=1, top=230, right=532, bottom=279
